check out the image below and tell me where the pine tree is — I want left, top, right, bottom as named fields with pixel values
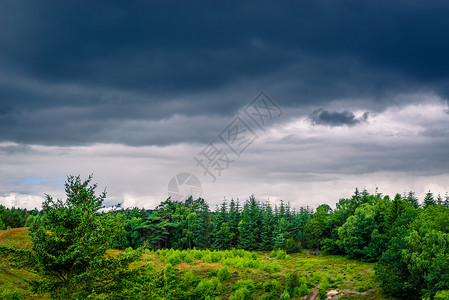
left=384, top=194, right=406, bottom=232
left=193, top=198, right=212, bottom=249
left=273, top=217, right=289, bottom=249
left=423, top=191, right=436, bottom=209
left=30, top=175, right=142, bottom=299
left=445, top=192, right=449, bottom=208
left=213, top=222, right=234, bottom=250
left=238, top=195, right=261, bottom=250
left=260, top=201, right=275, bottom=250
left=228, top=198, right=240, bottom=248
left=436, top=193, right=443, bottom=205
left=406, top=191, right=419, bottom=209
left=212, top=200, right=228, bottom=250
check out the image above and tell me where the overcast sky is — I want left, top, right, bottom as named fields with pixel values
left=1, top=0, right=449, bottom=210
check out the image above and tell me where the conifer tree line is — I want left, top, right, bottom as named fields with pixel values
left=112, top=195, right=314, bottom=253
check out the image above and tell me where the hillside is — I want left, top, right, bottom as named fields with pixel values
left=0, top=228, right=39, bottom=299
left=0, top=227, right=391, bottom=300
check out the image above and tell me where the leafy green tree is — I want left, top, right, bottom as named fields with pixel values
left=29, top=175, right=142, bottom=299
left=402, top=205, right=449, bottom=298
left=171, top=203, right=196, bottom=249
left=375, top=226, right=416, bottom=297
left=116, top=216, right=145, bottom=250
left=338, top=204, right=377, bottom=259
left=24, top=214, right=36, bottom=227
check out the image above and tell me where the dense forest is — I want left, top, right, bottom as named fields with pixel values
left=2, top=177, right=449, bottom=299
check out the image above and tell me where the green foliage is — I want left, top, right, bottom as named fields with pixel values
left=217, top=266, right=231, bottom=281
left=319, top=276, right=330, bottom=299
left=286, top=270, right=300, bottom=295
left=423, top=191, right=436, bottom=209
left=214, top=222, right=234, bottom=250
left=193, top=277, right=222, bottom=298
left=279, top=289, right=290, bottom=299
left=320, top=237, right=341, bottom=254
left=167, top=251, right=182, bottom=265
left=263, top=279, right=279, bottom=293
left=338, top=204, right=378, bottom=259
left=284, top=237, right=301, bottom=254
left=375, top=224, right=411, bottom=298
left=0, top=289, right=25, bottom=300
left=230, top=279, right=255, bottom=300
left=29, top=175, right=143, bottom=299
left=238, top=195, right=261, bottom=251
left=273, top=217, right=289, bottom=250
left=7, top=183, right=449, bottom=299
left=276, top=249, right=287, bottom=259
left=297, top=283, right=310, bottom=297
left=435, top=290, right=449, bottom=300
left=303, top=219, right=324, bottom=249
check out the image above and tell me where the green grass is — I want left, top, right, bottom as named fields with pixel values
left=0, top=228, right=39, bottom=299
left=0, top=228, right=392, bottom=299
left=0, top=228, right=32, bottom=250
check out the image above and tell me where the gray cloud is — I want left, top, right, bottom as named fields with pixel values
left=308, top=109, right=369, bottom=126
left=1, top=1, right=449, bottom=146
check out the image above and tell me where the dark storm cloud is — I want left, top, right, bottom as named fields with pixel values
left=308, top=109, right=368, bottom=126
left=1, top=0, right=449, bottom=146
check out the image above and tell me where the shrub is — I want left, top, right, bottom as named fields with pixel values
left=280, top=290, right=290, bottom=300
left=276, top=249, right=287, bottom=259
left=0, top=289, right=25, bottom=300
left=208, top=268, right=218, bottom=277
left=211, top=251, right=223, bottom=262
left=232, top=279, right=255, bottom=293
left=193, top=277, right=222, bottom=298
left=167, top=252, right=182, bottom=265
left=164, top=263, right=178, bottom=287
left=180, top=271, right=200, bottom=290
left=286, top=271, right=300, bottom=295
left=183, top=253, right=194, bottom=263
left=318, top=276, right=330, bottom=299
left=297, top=283, right=310, bottom=297
left=218, top=267, right=231, bottom=281
left=263, top=279, right=279, bottom=293
left=229, top=287, right=252, bottom=300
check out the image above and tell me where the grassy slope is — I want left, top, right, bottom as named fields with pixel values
left=0, top=228, right=39, bottom=299
left=0, top=228, right=391, bottom=299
